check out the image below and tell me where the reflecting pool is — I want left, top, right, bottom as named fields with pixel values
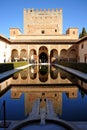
left=0, top=65, right=87, bottom=121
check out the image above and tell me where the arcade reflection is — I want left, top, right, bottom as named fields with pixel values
left=0, top=65, right=87, bottom=120
left=7, top=65, right=78, bottom=84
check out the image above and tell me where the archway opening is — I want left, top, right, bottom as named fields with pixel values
left=60, top=49, right=68, bottom=61
left=69, top=49, right=77, bottom=62
left=11, top=49, right=19, bottom=62
left=29, top=49, right=37, bottom=63
left=39, top=52, right=48, bottom=63
left=50, top=49, right=58, bottom=63
left=20, top=49, right=27, bottom=61
left=39, top=46, right=48, bottom=63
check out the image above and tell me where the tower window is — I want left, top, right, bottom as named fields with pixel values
left=42, top=92, right=45, bottom=96
left=55, top=29, right=57, bottom=32
left=30, top=10, right=32, bottom=12
left=13, top=31, right=15, bottom=34
left=81, top=43, right=84, bottom=49
left=55, top=94, right=57, bottom=97
left=41, top=30, right=45, bottom=34
left=73, top=31, right=75, bottom=34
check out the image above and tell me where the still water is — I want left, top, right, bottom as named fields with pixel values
left=0, top=65, right=87, bottom=121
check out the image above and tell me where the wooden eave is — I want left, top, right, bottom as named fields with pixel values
left=10, top=39, right=78, bottom=45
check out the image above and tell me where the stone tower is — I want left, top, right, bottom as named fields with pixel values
left=24, top=8, right=62, bottom=35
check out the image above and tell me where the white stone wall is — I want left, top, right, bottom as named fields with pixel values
left=79, top=39, right=87, bottom=63
left=0, top=40, right=6, bottom=62
left=0, top=40, right=11, bottom=63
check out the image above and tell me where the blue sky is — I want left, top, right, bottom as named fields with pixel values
left=0, top=0, right=87, bottom=38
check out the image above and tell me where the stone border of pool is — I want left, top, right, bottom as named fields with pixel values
left=54, top=64, right=87, bottom=81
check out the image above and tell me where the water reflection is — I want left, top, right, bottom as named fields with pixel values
left=39, top=65, right=48, bottom=82
left=11, top=85, right=78, bottom=117
left=0, top=65, right=87, bottom=121
left=20, top=69, right=28, bottom=80
left=50, top=66, right=58, bottom=79
left=12, top=72, right=19, bottom=80
left=11, top=65, right=74, bottom=84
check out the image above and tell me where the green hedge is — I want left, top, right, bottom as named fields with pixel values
left=58, top=62, right=87, bottom=73
left=0, top=62, right=28, bottom=73
left=13, top=62, right=28, bottom=68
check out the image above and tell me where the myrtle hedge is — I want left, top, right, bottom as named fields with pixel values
left=58, top=62, right=87, bottom=73
left=0, top=62, right=28, bottom=73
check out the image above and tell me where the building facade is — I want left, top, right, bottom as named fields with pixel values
left=0, top=8, right=87, bottom=63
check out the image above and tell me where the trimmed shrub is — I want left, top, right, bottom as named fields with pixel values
left=0, top=62, right=28, bottom=73
left=58, top=62, right=87, bottom=73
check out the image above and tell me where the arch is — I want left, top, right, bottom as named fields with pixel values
left=39, top=52, right=48, bottom=63
left=29, top=66, right=37, bottom=79
left=50, top=49, right=58, bottom=63
left=20, top=69, right=28, bottom=80
left=39, top=46, right=48, bottom=63
left=60, top=70, right=67, bottom=79
left=29, top=49, right=37, bottom=63
left=50, top=66, right=58, bottom=79
left=84, top=54, right=87, bottom=63
left=30, top=73, right=37, bottom=80
left=69, top=49, right=77, bottom=62
left=11, top=49, right=19, bottom=62
left=60, top=49, right=68, bottom=61
left=30, top=49, right=37, bottom=55
left=20, top=49, right=27, bottom=61
left=12, top=73, right=19, bottom=80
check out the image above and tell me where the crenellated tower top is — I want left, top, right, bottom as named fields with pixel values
left=24, top=8, right=62, bottom=35
left=24, top=8, right=62, bottom=14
